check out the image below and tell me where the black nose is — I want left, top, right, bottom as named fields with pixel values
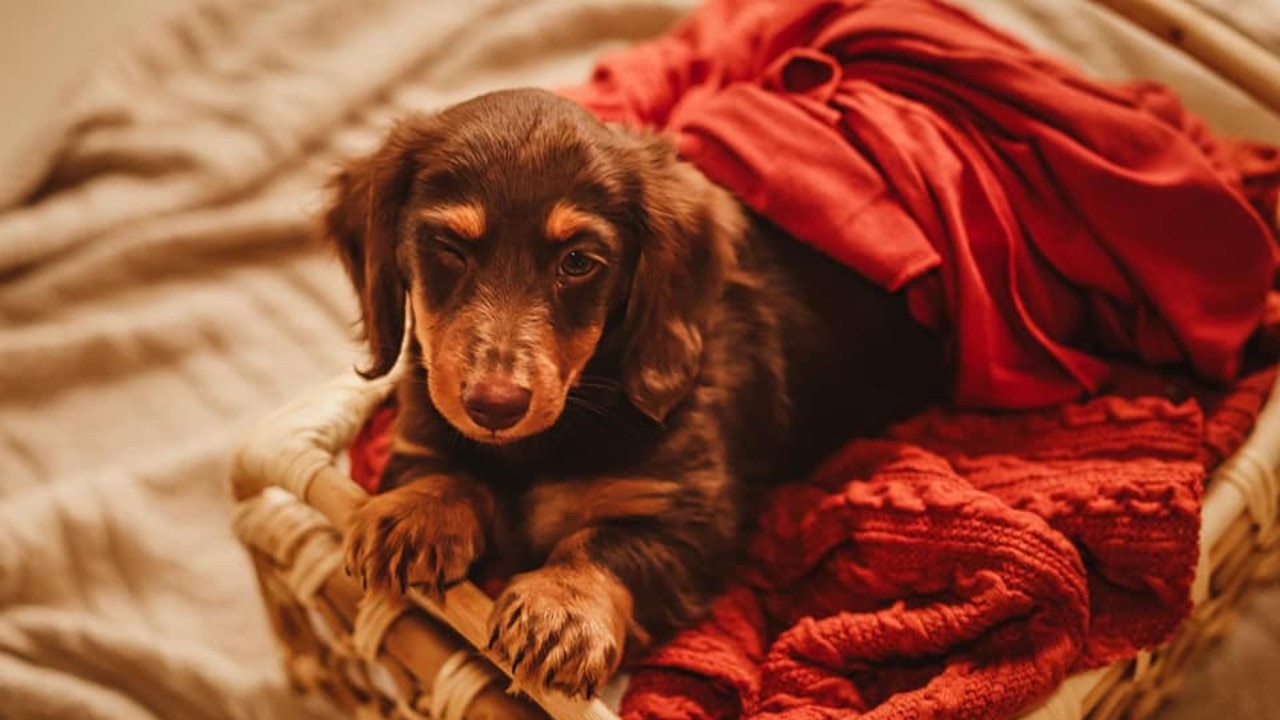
left=463, top=379, right=532, bottom=431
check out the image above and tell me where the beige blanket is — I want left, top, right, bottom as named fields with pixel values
left=0, top=1, right=1275, bottom=719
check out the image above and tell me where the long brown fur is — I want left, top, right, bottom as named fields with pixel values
left=325, top=88, right=947, bottom=699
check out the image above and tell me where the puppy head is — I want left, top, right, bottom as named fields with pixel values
left=324, top=88, right=740, bottom=443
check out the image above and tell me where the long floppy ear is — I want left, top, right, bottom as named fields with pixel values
left=622, top=137, right=743, bottom=423
left=323, top=121, right=426, bottom=379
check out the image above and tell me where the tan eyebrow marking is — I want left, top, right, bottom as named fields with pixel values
left=544, top=201, right=613, bottom=243
left=416, top=202, right=486, bottom=240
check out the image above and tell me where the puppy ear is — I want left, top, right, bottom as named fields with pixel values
left=323, top=121, right=425, bottom=379
left=622, top=138, right=742, bottom=423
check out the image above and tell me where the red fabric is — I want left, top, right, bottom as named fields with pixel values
left=345, top=1, right=1280, bottom=717
left=555, top=0, right=1277, bottom=410
left=350, top=402, right=395, bottom=495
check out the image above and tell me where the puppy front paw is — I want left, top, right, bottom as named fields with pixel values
left=487, top=567, right=628, bottom=699
left=344, top=480, right=485, bottom=597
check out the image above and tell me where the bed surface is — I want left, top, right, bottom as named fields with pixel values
left=0, top=1, right=1275, bottom=719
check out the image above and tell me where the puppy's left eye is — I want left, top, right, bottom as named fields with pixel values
left=559, top=250, right=600, bottom=278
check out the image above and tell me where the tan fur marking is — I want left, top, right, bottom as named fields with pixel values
left=417, top=202, right=486, bottom=240
left=525, top=478, right=678, bottom=555
left=544, top=201, right=613, bottom=243
left=412, top=291, right=476, bottom=439
left=558, top=323, right=603, bottom=375
left=419, top=289, right=561, bottom=443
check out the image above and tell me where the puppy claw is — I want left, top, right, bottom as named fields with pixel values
left=511, top=646, right=530, bottom=675
left=506, top=677, right=525, bottom=697
left=503, top=601, right=525, bottom=632
left=395, top=550, right=411, bottom=594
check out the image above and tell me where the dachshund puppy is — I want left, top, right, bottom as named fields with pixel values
left=325, top=88, right=945, bottom=698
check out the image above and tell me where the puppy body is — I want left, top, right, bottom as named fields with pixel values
left=328, top=88, right=946, bottom=697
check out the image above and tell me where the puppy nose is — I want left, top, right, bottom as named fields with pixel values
left=463, top=379, right=532, bottom=431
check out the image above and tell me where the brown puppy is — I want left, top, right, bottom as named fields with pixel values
left=325, top=88, right=946, bottom=698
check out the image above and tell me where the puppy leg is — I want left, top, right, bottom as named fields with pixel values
left=488, top=506, right=733, bottom=698
left=344, top=463, right=494, bottom=597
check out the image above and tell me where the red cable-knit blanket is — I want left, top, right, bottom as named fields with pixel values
left=348, top=1, right=1280, bottom=717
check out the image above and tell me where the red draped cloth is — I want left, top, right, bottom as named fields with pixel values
left=557, top=0, right=1277, bottom=410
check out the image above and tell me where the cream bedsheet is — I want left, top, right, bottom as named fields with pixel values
left=0, top=1, right=1275, bottom=719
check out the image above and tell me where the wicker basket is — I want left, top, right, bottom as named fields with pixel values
left=229, top=2, right=1280, bottom=718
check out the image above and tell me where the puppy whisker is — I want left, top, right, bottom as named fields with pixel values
left=566, top=394, right=611, bottom=419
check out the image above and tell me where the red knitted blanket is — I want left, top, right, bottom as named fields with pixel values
left=348, top=1, right=1280, bottom=717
